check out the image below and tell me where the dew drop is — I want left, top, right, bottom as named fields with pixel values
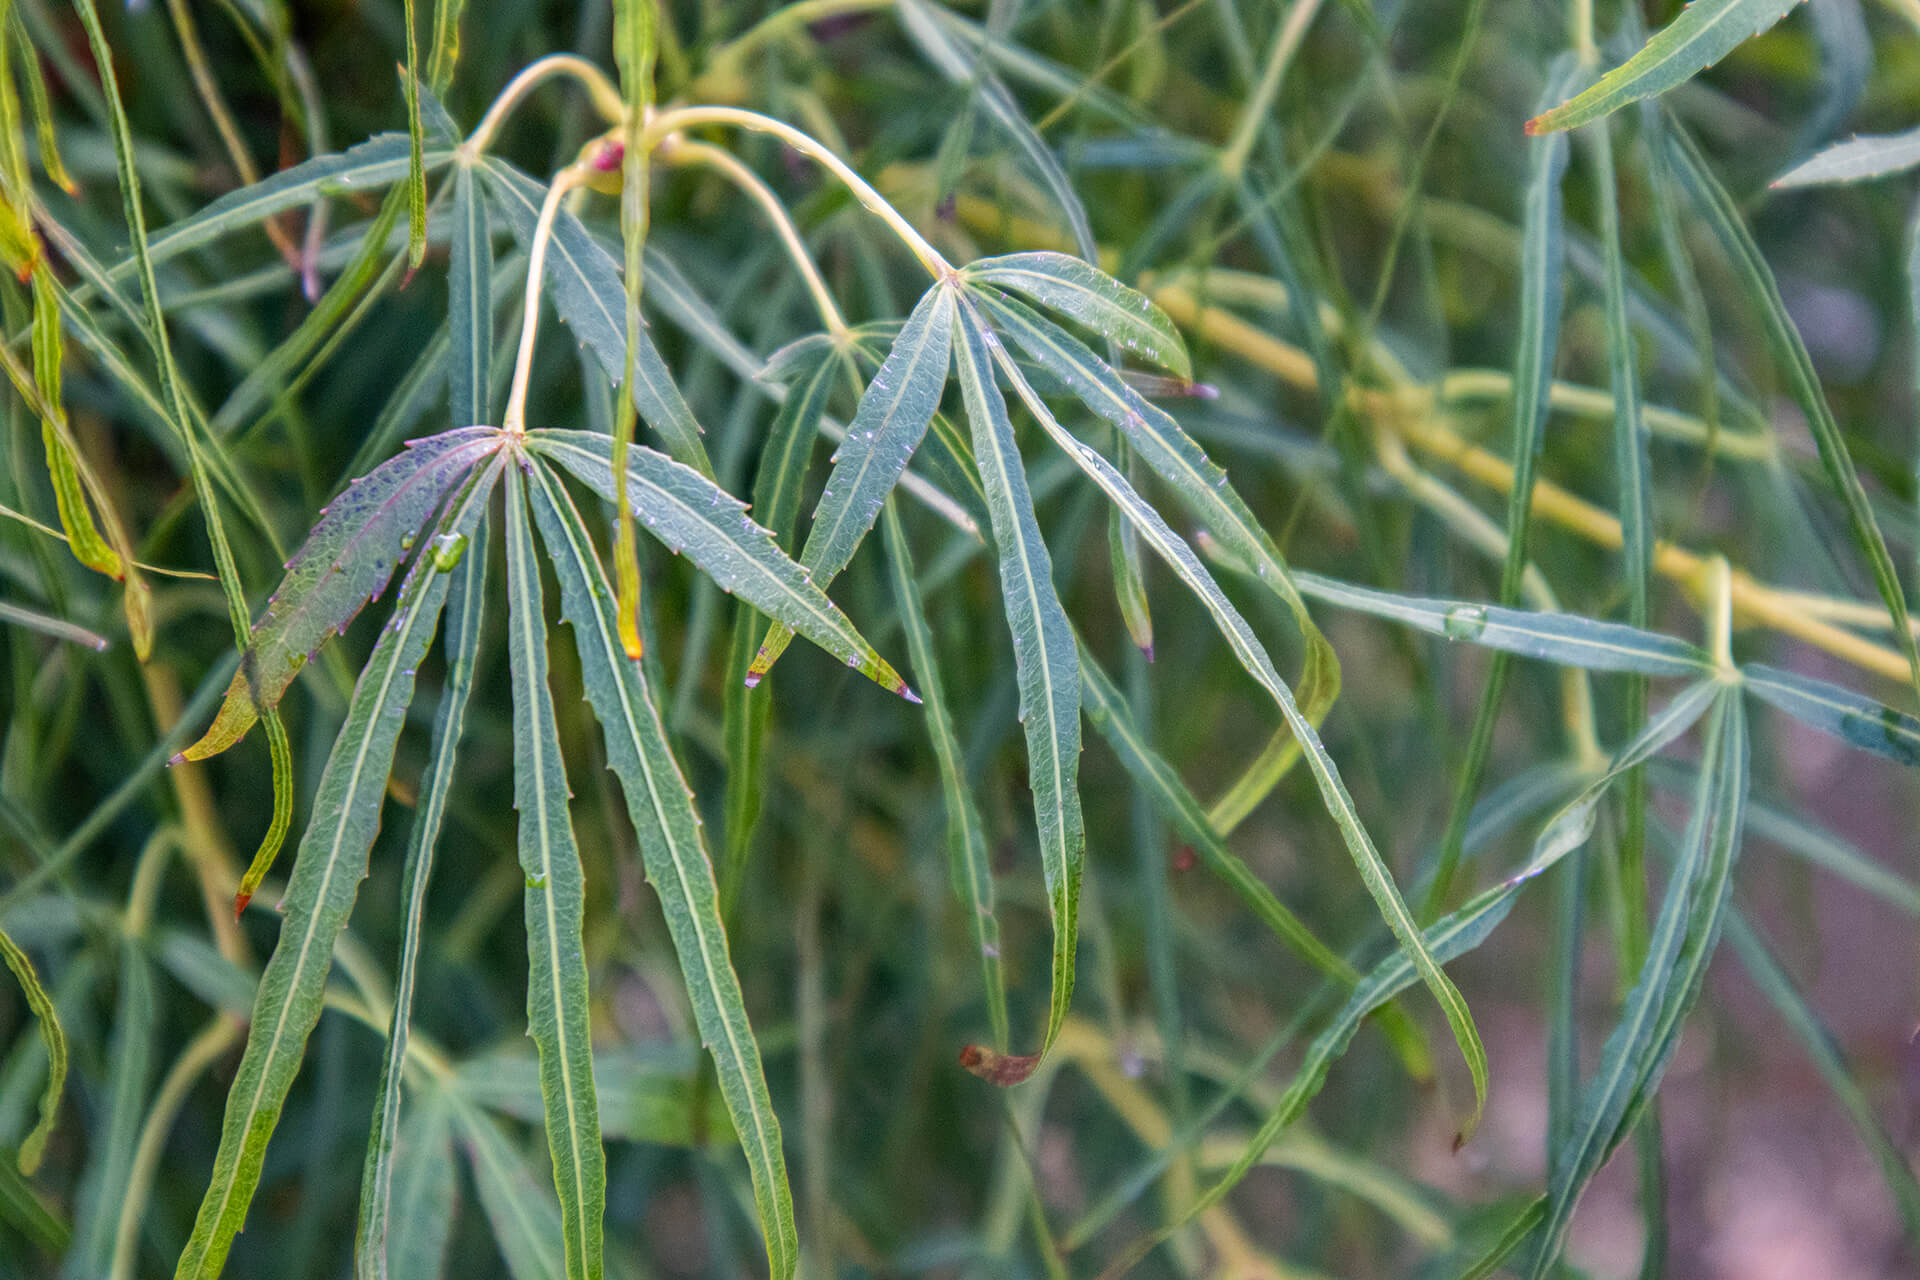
left=430, top=532, right=470, bottom=571
left=1443, top=605, right=1488, bottom=640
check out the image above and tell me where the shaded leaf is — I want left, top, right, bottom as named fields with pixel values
left=1775, top=125, right=1920, bottom=188
left=1742, top=662, right=1920, bottom=767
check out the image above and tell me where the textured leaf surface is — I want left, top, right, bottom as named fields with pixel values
left=356, top=536, right=488, bottom=1279
left=1743, top=663, right=1920, bottom=767
left=1527, top=0, right=1802, bottom=133
left=963, top=252, right=1190, bottom=378
left=528, top=429, right=912, bottom=700
left=449, top=163, right=494, bottom=428
left=181, top=428, right=503, bottom=760
left=172, top=459, right=499, bottom=1280
left=750, top=285, right=955, bottom=680
left=950, top=303, right=1082, bottom=1083
left=525, top=461, right=797, bottom=1278
left=503, top=465, right=605, bottom=1280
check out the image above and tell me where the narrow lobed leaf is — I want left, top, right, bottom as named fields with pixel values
left=961, top=251, right=1192, bottom=379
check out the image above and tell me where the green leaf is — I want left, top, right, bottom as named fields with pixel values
left=455, top=1047, right=732, bottom=1147
left=1527, top=0, right=1802, bottom=134
left=1773, top=125, right=1920, bottom=188
left=385, top=1089, right=459, bottom=1280
left=180, top=428, right=506, bottom=761
left=502, top=463, right=605, bottom=1280
left=132, top=135, right=453, bottom=279
left=1292, top=572, right=1713, bottom=675
left=1098, top=682, right=1721, bottom=1274
left=527, top=429, right=913, bottom=701
left=455, top=1097, right=567, bottom=1280
left=1665, top=124, right=1920, bottom=699
left=962, top=252, right=1191, bottom=379
left=170, top=457, right=499, bottom=1280
left=61, top=937, right=155, bottom=1279
left=524, top=460, right=798, bottom=1278
left=1532, top=691, right=1748, bottom=1277
left=721, top=347, right=840, bottom=910
left=1076, top=647, right=1430, bottom=1077
left=970, top=289, right=1340, bottom=830
left=403, top=0, right=427, bottom=271
left=0, top=925, right=65, bottom=1174
left=983, top=314, right=1480, bottom=1121
left=481, top=159, right=714, bottom=478
left=1742, top=663, right=1920, bottom=767
left=357, top=535, right=488, bottom=1279
left=749, top=284, right=955, bottom=682
left=449, top=163, right=494, bottom=428
left=881, top=498, right=1009, bottom=1050
left=948, top=300, right=1082, bottom=1084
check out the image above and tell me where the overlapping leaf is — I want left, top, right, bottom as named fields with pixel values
left=180, top=428, right=505, bottom=761
left=527, top=429, right=913, bottom=700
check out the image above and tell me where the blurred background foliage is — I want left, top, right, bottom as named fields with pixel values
left=5, top=1, right=1920, bottom=1277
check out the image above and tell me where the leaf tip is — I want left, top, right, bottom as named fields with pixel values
left=959, top=1044, right=1040, bottom=1086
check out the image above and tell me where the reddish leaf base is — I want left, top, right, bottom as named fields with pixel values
left=958, top=1044, right=1041, bottom=1086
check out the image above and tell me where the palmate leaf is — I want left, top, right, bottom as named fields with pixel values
left=527, top=429, right=914, bottom=701
left=749, top=284, right=956, bottom=682
left=960, top=252, right=1191, bottom=379
left=968, top=289, right=1340, bottom=828
left=480, top=159, right=713, bottom=478
left=1526, top=0, right=1803, bottom=134
left=981, top=315, right=1480, bottom=1119
left=173, top=456, right=502, bottom=1280
left=524, top=461, right=798, bottom=1278
left=502, top=465, right=605, bottom=1280
left=946, top=304, right=1083, bottom=1086
left=179, top=428, right=506, bottom=762
left=1775, top=125, right=1920, bottom=188
left=356, top=535, right=488, bottom=1279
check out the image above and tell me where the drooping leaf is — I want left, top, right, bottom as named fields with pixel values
left=962, top=252, right=1191, bottom=378
left=527, top=429, right=914, bottom=701
left=502, top=464, right=605, bottom=1280
left=171, top=457, right=499, bottom=1280
left=0, top=600, right=108, bottom=651
left=1077, top=648, right=1430, bottom=1077
left=1292, top=573, right=1713, bottom=676
left=1742, top=662, right=1920, bottom=767
left=357, top=535, right=488, bottom=1279
left=0, top=924, right=65, bottom=1175
left=130, top=135, right=453, bottom=280
left=1666, top=124, right=1920, bottom=699
left=524, top=460, right=798, bottom=1278
left=455, top=1047, right=732, bottom=1147
left=1527, top=0, right=1803, bottom=134
left=970, top=289, right=1340, bottom=829
left=180, top=428, right=504, bottom=761
left=749, top=284, right=956, bottom=682
left=986, top=324, right=1478, bottom=1120
left=1531, top=692, right=1749, bottom=1277
left=721, top=346, right=841, bottom=910
left=881, top=498, right=1009, bottom=1050
left=948, top=302, right=1082, bottom=1085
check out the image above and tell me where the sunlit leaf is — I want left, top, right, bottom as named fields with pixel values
left=962, top=252, right=1191, bottom=378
